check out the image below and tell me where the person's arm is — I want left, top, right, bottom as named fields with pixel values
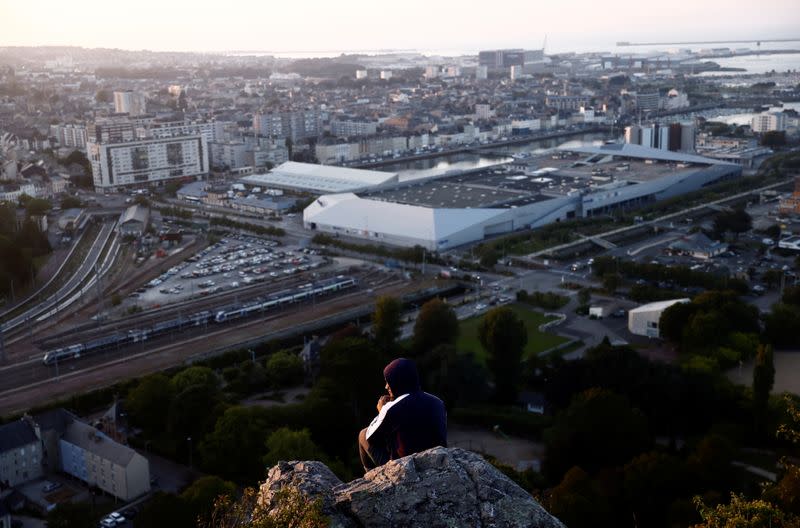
left=366, top=394, right=409, bottom=439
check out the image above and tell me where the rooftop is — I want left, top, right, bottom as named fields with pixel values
left=629, top=298, right=691, bottom=314
left=0, top=419, right=38, bottom=453
left=62, top=419, right=138, bottom=468
left=242, top=161, right=398, bottom=194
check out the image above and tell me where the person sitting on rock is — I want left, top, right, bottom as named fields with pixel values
left=358, top=357, right=447, bottom=472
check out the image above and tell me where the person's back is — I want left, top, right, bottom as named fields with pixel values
left=358, top=358, right=447, bottom=471
left=384, top=389, right=447, bottom=458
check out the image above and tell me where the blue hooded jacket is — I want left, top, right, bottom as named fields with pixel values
left=366, top=358, right=447, bottom=459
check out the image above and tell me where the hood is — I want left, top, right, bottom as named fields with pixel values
left=383, top=358, right=421, bottom=396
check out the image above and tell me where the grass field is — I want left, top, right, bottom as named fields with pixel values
left=457, top=304, right=570, bottom=363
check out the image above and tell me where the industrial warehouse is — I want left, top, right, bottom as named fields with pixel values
left=302, top=144, right=742, bottom=250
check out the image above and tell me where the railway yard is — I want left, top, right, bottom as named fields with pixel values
left=0, top=217, right=437, bottom=416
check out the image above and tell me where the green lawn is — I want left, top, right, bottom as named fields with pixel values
left=457, top=304, right=570, bottom=363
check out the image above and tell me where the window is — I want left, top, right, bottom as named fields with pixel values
left=131, top=147, right=149, bottom=170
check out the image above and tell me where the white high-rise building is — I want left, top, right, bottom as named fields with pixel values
left=751, top=112, right=786, bottom=133
left=113, top=90, right=147, bottom=116
left=356, top=70, right=368, bottom=80
left=87, top=135, right=208, bottom=190
left=475, top=65, right=488, bottom=80
left=380, top=70, right=393, bottom=80
left=475, top=104, right=492, bottom=120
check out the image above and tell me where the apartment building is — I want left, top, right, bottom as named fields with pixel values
left=0, top=420, right=43, bottom=487
left=87, top=134, right=208, bottom=190
left=331, top=119, right=378, bottom=138
left=59, top=419, right=149, bottom=501
left=751, top=112, right=786, bottom=133
left=113, top=90, right=147, bottom=116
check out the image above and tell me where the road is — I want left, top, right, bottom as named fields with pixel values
left=525, top=177, right=795, bottom=260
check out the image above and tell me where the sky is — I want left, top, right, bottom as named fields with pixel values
left=2, top=0, right=799, bottom=54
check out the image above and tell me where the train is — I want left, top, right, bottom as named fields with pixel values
left=214, top=276, right=356, bottom=323
left=42, top=275, right=357, bottom=365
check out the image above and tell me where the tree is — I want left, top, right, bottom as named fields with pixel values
left=46, top=502, right=95, bottom=528
left=180, top=476, right=236, bottom=522
left=544, top=388, right=650, bottom=480
left=171, top=366, right=219, bottom=393
left=659, top=301, right=695, bottom=344
left=164, top=180, right=182, bottom=197
left=577, top=288, right=591, bottom=307
left=95, top=89, right=113, bottom=103
left=753, top=344, right=775, bottom=432
left=420, top=344, right=490, bottom=409
left=262, top=427, right=326, bottom=467
left=781, top=285, right=800, bottom=307
left=602, top=273, right=621, bottom=294
left=713, top=209, right=752, bottom=237
left=412, top=298, right=459, bottom=356
left=265, top=350, right=304, bottom=388
left=168, top=382, right=222, bottom=442
left=372, top=296, right=403, bottom=354
left=760, top=130, right=787, bottom=148
left=315, top=337, right=385, bottom=426
left=24, top=197, right=52, bottom=216
left=61, top=195, right=82, bottom=209
left=127, top=374, right=175, bottom=433
left=479, top=248, right=499, bottom=269
left=478, top=307, right=527, bottom=404
left=135, top=491, right=195, bottom=528
left=546, top=466, right=613, bottom=528
left=765, top=304, right=800, bottom=348
left=693, top=493, right=787, bottom=528
left=199, top=406, right=271, bottom=483
left=623, top=451, right=688, bottom=527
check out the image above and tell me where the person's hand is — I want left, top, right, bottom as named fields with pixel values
left=377, top=394, right=391, bottom=412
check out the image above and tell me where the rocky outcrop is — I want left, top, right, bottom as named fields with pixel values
left=259, top=447, right=565, bottom=528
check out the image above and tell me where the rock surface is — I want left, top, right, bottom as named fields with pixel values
left=259, top=447, right=565, bottom=528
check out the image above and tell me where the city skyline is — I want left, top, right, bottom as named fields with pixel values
left=2, top=0, right=800, bottom=54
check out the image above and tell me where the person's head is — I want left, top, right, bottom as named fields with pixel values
left=383, top=358, right=421, bottom=398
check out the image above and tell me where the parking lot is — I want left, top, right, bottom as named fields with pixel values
left=123, top=234, right=329, bottom=309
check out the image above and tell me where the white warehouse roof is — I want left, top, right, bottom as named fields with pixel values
left=304, top=193, right=505, bottom=250
left=628, top=298, right=690, bottom=314
left=242, top=162, right=398, bottom=194
left=563, top=143, right=736, bottom=165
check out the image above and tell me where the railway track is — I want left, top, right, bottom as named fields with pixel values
left=1, top=221, right=116, bottom=339
left=35, top=265, right=373, bottom=349
left=0, top=276, right=434, bottom=417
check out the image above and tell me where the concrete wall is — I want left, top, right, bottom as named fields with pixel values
left=628, top=309, right=662, bottom=338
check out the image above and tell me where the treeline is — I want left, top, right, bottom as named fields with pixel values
left=474, top=217, right=618, bottom=258
left=209, top=217, right=285, bottom=237
left=157, top=206, right=194, bottom=220
left=312, top=233, right=429, bottom=263
left=282, top=58, right=365, bottom=78
left=516, top=289, right=569, bottom=310
left=592, top=255, right=749, bottom=294
left=0, top=203, right=51, bottom=300
left=537, top=341, right=798, bottom=527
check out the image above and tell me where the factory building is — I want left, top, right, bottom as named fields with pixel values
left=241, top=161, right=398, bottom=194
left=303, top=144, right=741, bottom=251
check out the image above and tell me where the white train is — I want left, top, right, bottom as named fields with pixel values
left=42, top=276, right=357, bottom=365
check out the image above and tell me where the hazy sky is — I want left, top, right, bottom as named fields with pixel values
left=2, top=0, right=799, bottom=54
